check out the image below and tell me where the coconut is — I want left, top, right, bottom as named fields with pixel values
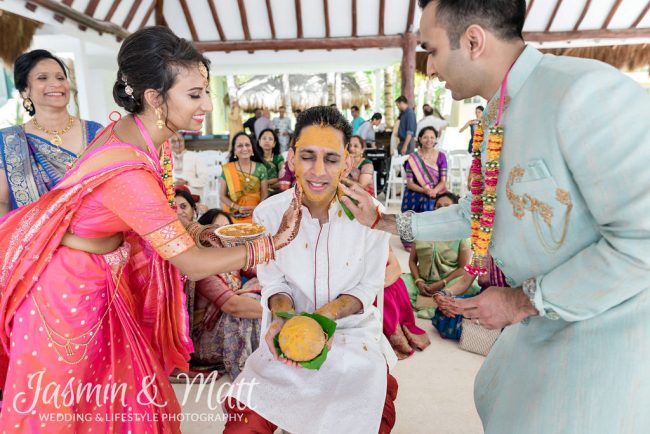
left=278, top=316, right=327, bottom=362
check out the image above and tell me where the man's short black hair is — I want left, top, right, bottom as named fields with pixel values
left=418, top=0, right=526, bottom=49
left=371, top=112, right=383, bottom=121
left=395, top=95, right=408, bottom=104
left=351, top=105, right=359, bottom=111
left=292, top=106, right=352, bottom=150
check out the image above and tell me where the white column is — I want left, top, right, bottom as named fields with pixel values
left=335, top=72, right=342, bottom=109
left=374, top=69, right=383, bottom=114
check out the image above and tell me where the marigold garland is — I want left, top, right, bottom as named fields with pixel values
left=160, top=140, right=175, bottom=208
left=465, top=123, right=504, bottom=276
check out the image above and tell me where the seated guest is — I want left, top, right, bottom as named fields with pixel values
left=219, top=132, right=268, bottom=223
left=346, top=135, right=375, bottom=196
left=383, top=248, right=431, bottom=360
left=256, top=128, right=285, bottom=196
left=403, top=192, right=480, bottom=319
left=174, top=188, right=198, bottom=224
left=431, top=255, right=508, bottom=340
left=276, top=160, right=296, bottom=191
left=356, top=112, right=383, bottom=147
left=189, top=209, right=263, bottom=380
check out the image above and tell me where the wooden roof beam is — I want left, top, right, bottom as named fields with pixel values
left=84, top=0, right=101, bottom=17
left=323, top=0, right=330, bottom=38
left=207, top=0, right=226, bottom=40
left=26, top=0, right=129, bottom=38
left=179, top=0, right=199, bottom=40
left=155, top=0, right=166, bottom=26
left=632, top=2, right=649, bottom=28
left=524, top=28, right=650, bottom=42
left=237, top=0, right=251, bottom=40
left=406, top=0, right=415, bottom=32
left=295, top=0, right=303, bottom=39
left=139, top=1, right=156, bottom=29
left=545, top=0, right=564, bottom=32
left=105, top=0, right=122, bottom=22
left=378, top=0, right=385, bottom=36
left=195, top=35, right=403, bottom=53
left=573, top=0, right=591, bottom=31
left=122, top=0, right=142, bottom=30
left=602, top=0, right=623, bottom=29
left=265, top=0, right=276, bottom=39
left=352, top=0, right=357, bottom=37
left=526, top=0, right=535, bottom=19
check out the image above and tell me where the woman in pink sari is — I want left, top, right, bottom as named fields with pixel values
left=0, top=27, right=301, bottom=433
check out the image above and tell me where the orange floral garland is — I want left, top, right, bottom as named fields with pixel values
left=465, top=72, right=509, bottom=276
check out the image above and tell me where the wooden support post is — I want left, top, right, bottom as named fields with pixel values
left=401, top=32, right=417, bottom=108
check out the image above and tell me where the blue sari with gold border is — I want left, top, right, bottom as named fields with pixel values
left=0, top=120, right=102, bottom=210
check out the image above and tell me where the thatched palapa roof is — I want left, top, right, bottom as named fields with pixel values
left=237, top=73, right=373, bottom=113
left=0, top=10, right=42, bottom=67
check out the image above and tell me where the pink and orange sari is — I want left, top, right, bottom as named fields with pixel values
left=0, top=117, right=194, bottom=433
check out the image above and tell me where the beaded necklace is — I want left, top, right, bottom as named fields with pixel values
left=160, top=140, right=175, bottom=208
left=465, top=71, right=509, bottom=276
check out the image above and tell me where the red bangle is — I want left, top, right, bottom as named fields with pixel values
left=370, top=206, right=382, bottom=229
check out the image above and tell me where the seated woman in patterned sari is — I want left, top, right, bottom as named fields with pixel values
left=189, top=209, right=263, bottom=380
left=346, top=135, right=375, bottom=196
left=256, top=128, right=285, bottom=196
left=402, top=193, right=480, bottom=319
left=219, top=132, right=268, bottom=223
left=0, top=49, right=102, bottom=217
left=0, top=27, right=302, bottom=434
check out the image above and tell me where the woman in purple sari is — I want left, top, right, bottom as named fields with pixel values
left=400, top=126, right=447, bottom=213
left=0, top=50, right=102, bottom=217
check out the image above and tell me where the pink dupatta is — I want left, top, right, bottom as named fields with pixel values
left=0, top=116, right=193, bottom=387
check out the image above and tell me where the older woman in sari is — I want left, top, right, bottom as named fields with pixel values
left=0, top=27, right=301, bottom=434
left=219, top=132, right=268, bottom=223
left=0, top=49, right=102, bottom=217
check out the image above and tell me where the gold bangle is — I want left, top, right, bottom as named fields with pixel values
left=414, top=278, right=424, bottom=285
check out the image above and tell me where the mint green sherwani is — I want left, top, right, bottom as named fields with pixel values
left=411, top=46, right=650, bottom=433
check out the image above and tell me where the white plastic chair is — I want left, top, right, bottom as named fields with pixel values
left=446, top=150, right=472, bottom=197
left=384, top=155, right=408, bottom=208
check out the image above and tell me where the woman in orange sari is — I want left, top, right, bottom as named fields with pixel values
left=0, top=27, right=301, bottom=433
left=219, top=132, right=268, bottom=223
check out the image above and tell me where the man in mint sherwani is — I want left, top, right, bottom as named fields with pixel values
left=341, top=1, right=650, bottom=433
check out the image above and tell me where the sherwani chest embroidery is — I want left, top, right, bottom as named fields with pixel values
left=506, top=164, right=573, bottom=253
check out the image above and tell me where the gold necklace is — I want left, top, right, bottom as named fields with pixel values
left=238, top=160, right=253, bottom=182
left=32, top=115, right=75, bottom=146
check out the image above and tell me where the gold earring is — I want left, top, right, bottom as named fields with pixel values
left=155, top=108, right=164, bottom=130
left=23, top=98, right=33, bottom=112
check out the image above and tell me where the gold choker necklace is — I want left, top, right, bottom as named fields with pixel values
left=32, top=115, right=75, bottom=146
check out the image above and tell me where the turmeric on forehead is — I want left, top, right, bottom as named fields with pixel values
left=295, top=125, right=344, bottom=151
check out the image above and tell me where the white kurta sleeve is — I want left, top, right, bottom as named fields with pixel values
left=340, top=229, right=390, bottom=312
left=534, top=69, right=650, bottom=321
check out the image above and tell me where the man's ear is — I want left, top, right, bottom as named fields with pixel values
left=287, top=148, right=296, bottom=172
left=343, top=149, right=353, bottom=176
left=464, top=24, right=487, bottom=61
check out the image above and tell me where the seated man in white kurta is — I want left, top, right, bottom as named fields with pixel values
left=224, top=106, right=398, bottom=434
